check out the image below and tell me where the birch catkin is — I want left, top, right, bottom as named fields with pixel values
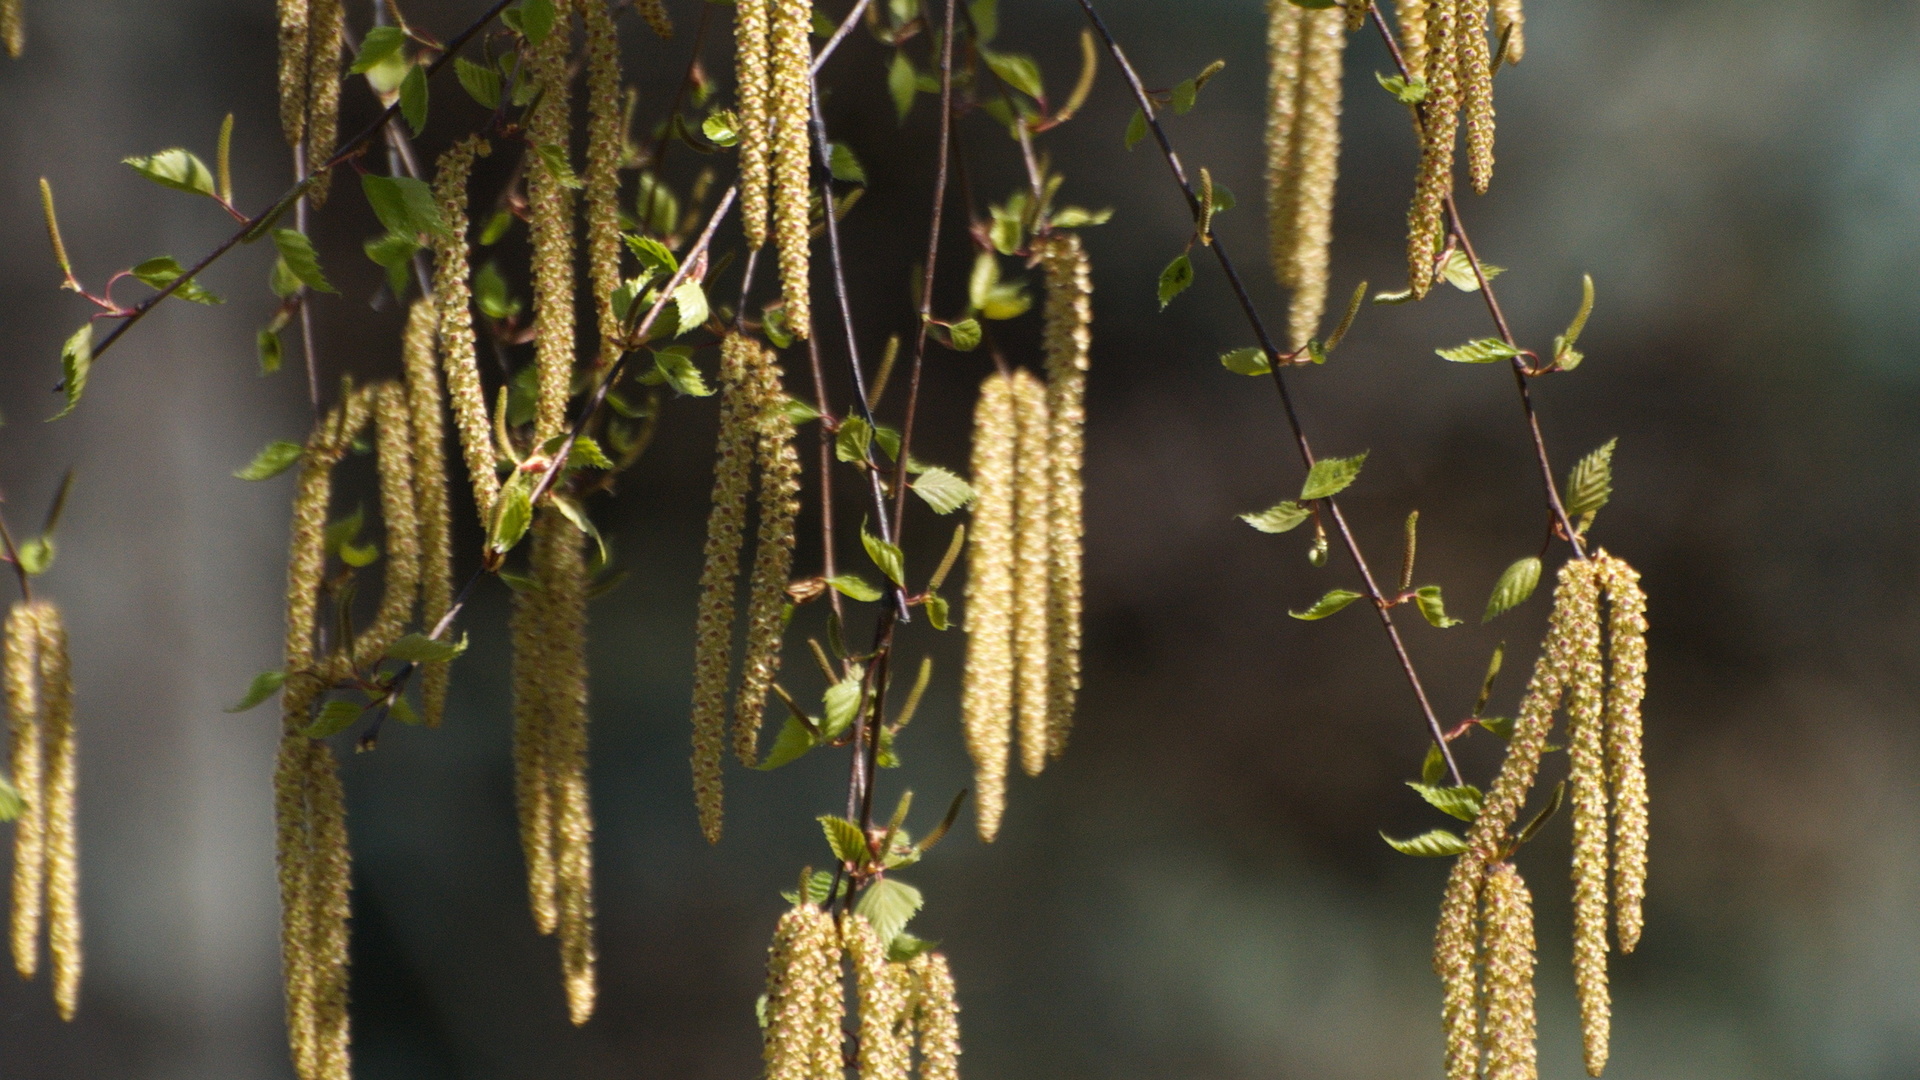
left=583, top=0, right=625, bottom=366
left=911, top=952, right=961, bottom=1080
left=1597, top=552, right=1648, bottom=953
left=1459, top=0, right=1496, bottom=194
left=690, top=335, right=758, bottom=841
left=430, top=136, right=501, bottom=526
left=633, top=0, right=671, bottom=39
left=764, top=905, right=839, bottom=1080
left=278, top=0, right=310, bottom=145
left=1407, top=0, right=1459, bottom=296
left=963, top=373, right=1016, bottom=841
left=847, top=915, right=912, bottom=1080
left=735, top=344, right=801, bottom=766
left=527, top=0, right=578, bottom=444
left=1557, top=560, right=1610, bottom=1078
left=1010, top=368, right=1052, bottom=779
left=537, top=512, right=597, bottom=1024
left=401, top=301, right=454, bottom=726
left=1264, top=0, right=1306, bottom=293
left=1287, top=6, right=1344, bottom=350
left=2, top=0, right=23, bottom=57
left=1493, top=0, right=1523, bottom=63
left=734, top=0, right=773, bottom=251
left=1397, top=0, right=1428, bottom=81
left=1482, top=863, right=1538, bottom=1080
left=35, top=607, right=79, bottom=1019
left=7, top=602, right=45, bottom=979
left=302, top=0, right=345, bottom=206
left=769, top=0, right=813, bottom=339
left=1038, top=233, right=1090, bottom=760
left=1435, top=857, right=1482, bottom=1080
left=511, top=528, right=561, bottom=935
left=355, top=382, right=422, bottom=667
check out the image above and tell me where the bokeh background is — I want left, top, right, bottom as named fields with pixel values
left=4, top=0, right=1920, bottom=1077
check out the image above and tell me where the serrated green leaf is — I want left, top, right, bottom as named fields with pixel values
left=1240, top=500, right=1310, bottom=534
left=303, top=699, right=364, bottom=738
left=754, top=714, right=817, bottom=770
left=1380, top=828, right=1469, bottom=857
left=911, top=467, right=975, bottom=515
left=1414, top=584, right=1463, bottom=628
left=670, top=278, right=709, bottom=336
left=514, top=0, right=555, bottom=43
left=1438, top=249, right=1504, bottom=292
left=702, top=109, right=740, bottom=146
left=862, top=522, right=906, bottom=586
left=533, top=143, right=582, bottom=189
left=827, top=574, right=882, bottom=602
left=1375, top=70, right=1428, bottom=104
left=362, top=173, right=450, bottom=242
left=1157, top=253, right=1193, bottom=309
left=980, top=48, right=1042, bottom=99
left=490, top=473, right=534, bottom=553
left=1477, top=715, right=1515, bottom=740
left=1482, top=556, right=1542, bottom=623
left=886, top=932, right=939, bottom=963
left=945, top=318, right=981, bottom=352
left=820, top=815, right=872, bottom=866
left=51, top=323, right=92, bottom=421
left=271, top=229, right=337, bottom=294
left=820, top=670, right=864, bottom=740
left=384, top=632, right=468, bottom=663
left=855, top=877, right=924, bottom=946
left=399, top=62, right=429, bottom=136
left=124, top=149, right=216, bottom=197
left=130, top=256, right=222, bottom=304
left=924, top=591, right=949, bottom=630
left=1406, top=782, right=1483, bottom=822
left=455, top=56, right=502, bottom=108
left=836, top=415, right=873, bottom=463
left=1290, top=588, right=1362, bottom=620
left=1563, top=438, right=1616, bottom=520
left=623, top=233, right=678, bottom=276
left=1421, top=741, right=1446, bottom=785
left=363, top=232, right=421, bottom=298
left=1300, top=452, right=1366, bottom=501
left=828, top=142, right=867, bottom=185
left=235, top=440, right=303, bottom=481
left=1220, top=346, right=1270, bottom=376
left=350, top=25, right=406, bottom=73
left=1435, top=337, right=1521, bottom=364
left=653, top=349, right=712, bottom=397
left=1050, top=206, right=1112, bottom=228
left=567, top=435, right=615, bottom=470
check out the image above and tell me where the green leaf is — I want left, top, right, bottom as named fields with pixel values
left=361, top=173, right=450, bottom=241
left=339, top=540, right=380, bottom=568
left=1435, top=337, right=1521, bottom=364
left=1157, top=253, right=1193, bottom=309
left=701, top=109, right=740, bottom=146
left=1300, top=452, right=1366, bottom=501
left=567, top=436, right=615, bottom=470
left=490, top=473, right=535, bottom=553
left=1380, top=828, right=1469, bottom=857
left=1514, top=780, right=1567, bottom=846
left=828, top=142, right=867, bottom=185
left=1482, top=556, right=1542, bottom=623
left=0, top=777, right=23, bottom=823
left=51, top=323, right=92, bottom=421
left=1170, top=77, right=1197, bottom=114
left=1290, top=588, right=1362, bottom=620
left=886, top=932, right=939, bottom=963
left=862, top=522, right=906, bottom=586
left=623, top=233, right=678, bottom=276
left=911, top=467, right=975, bottom=515
left=473, top=261, right=522, bottom=320
left=123, top=149, right=217, bottom=197
left=235, top=440, right=303, bottom=481
left=15, top=537, right=53, bottom=576
left=303, top=699, right=364, bottom=738
left=1563, top=437, right=1616, bottom=520
left=270, top=256, right=304, bottom=298
left=1407, top=782, right=1483, bottom=823
left=754, top=714, right=817, bottom=770
left=836, top=415, right=873, bottom=463
left=1220, top=346, right=1270, bottom=376
left=533, top=143, right=583, bottom=189
left=130, top=256, right=222, bottom=304
left=944, top=318, right=982, bottom=352
left=384, top=632, right=468, bottom=663
left=967, top=0, right=997, bottom=43
left=479, top=209, right=514, bottom=246
left=1413, top=585, right=1463, bottom=628
left=1553, top=273, right=1595, bottom=369
left=820, top=815, right=872, bottom=867
left=782, top=396, right=821, bottom=425
left=1421, top=742, right=1446, bottom=785
left=1124, top=108, right=1147, bottom=150
left=855, top=877, right=924, bottom=946
left=1374, top=70, right=1428, bottom=104
left=350, top=25, right=406, bottom=73
left=1239, top=500, right=1310, bottom=534
left=514, top=0, right=556, bottom=43
left=653, top=348, right=713, bottom=397
left=271, top=229, right=337, bottom=293
left=455, top=56, right=502, bottom=108
left=980, top=49, right=1043, bottom=99
left=1477, top=715, right=1515, bottom=740
left=1438, top=249, right=1505, bottom=293
left=399, top=62, right=429, bottom=136
left=1049, top=206, right=1113, bottom=229
left=820, top=670, right=864, bottom=740
left=388, top=695, right=422, bottom=726
left=827, top=574, right=882, bottom=602
left=364, top=232, right=421, bottom=298
left=924, top=591, right=949, bottom=630
left=669, top=278, right=709, bottom=336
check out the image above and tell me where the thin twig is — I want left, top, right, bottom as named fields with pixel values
left=0, top=505, right=33, bottom=604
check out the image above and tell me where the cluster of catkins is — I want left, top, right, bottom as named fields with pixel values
left=961, top=233, right=1092, bottom=842
left=689, top=333, right=802, bottom=843
left=276, top=0, right=346, bottom=203
left=734, top=0, right=817, bottom=339
left=2, top=0, right=22, bottom=57
left=763, top=905, right=961, bottom=1080
left=1435, top=552, right=1647, bottom=1080
left=4, top=598, right=80, bottom=1019
left=1264, top=0, right=1346, bottom=350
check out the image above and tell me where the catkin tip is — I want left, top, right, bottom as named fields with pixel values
left=735, top=343, right=801, bottom=766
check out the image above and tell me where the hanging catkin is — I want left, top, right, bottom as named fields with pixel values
left=302, top=0, right=345, bottom=206
left=583, top=0, right=625, bottom=366
left=734, top=343, right=801, bottom=766
left=429, top=136, right=501, bottom=526
left=527, top=0, right=578, bottom=444
left=1288, top=6, right=1344, bottom=350
left=34, top=607, right=79, bottom=1020
left=763, top=904, right=840, bottom=1080
left=1396, top=0, right=1428, bottom=80
left=689, top=335, right=758, bottom=841
left=1557, top=559, right=1610, bottom=1078
left=1482, top=863, right=1538, bottom=1080
left=277, top=0, right=310, bottom=145
left=1493, top=0, right=1523, bottom=63
left=1406, top=0, right=1459, bottom=296
left=0, top=601, right=79, bottom=1017
left=1435, top=853, right=1483, bottom=1080
left=1597, top=552, right=1647, bottom=952
left=1264, top=1, right=1305, bottom=295
left=911, top=952, right=961, bottom=1080
left=354, top=382, right=422, bottom=667
left=734, top=0, right=773, bottom=251
left=847, top=914, right=913, bottom=1080
left=963, top=372, right=1016, bottom=841
left=8, top=601, right=45, bottom=979
left=1010, top=369, right=1051, bottom=778
left=1459, top=0, right=1496, bottom=194
left=633, top=0, right=671, bottom=38
left=1038, top=233, right=1089, bottom=760
left=536, top=510, right=597, bottom=1024
left=768, top=0, right=812, bottom=339
left=2, top=0, right=23, bottom=57
left=400, top=301, right=454, bottom=726
left=511, top=520, right=561, bottom=936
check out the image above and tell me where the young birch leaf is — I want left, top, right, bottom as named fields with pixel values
left=515, top=0, right=556, bottom=43
left=1414, top=585, right=1463, bottom=628
left=856, top=877, right=924, bottom=946
left=1421, top=741, right=1446, bottom=785
left=362, top=174, right=451, bottom=241
left=910, top=467, right=975, bottom=514
left=227, top=670, right=290, bottom=712
left=399, top=63, right=429, bottom=136
left=862, top=522, right=907, bottom=586
left=1563, top=438, right=1616, bottom=519
left=1220, top=346, right=1270, bottom=376
left=826, top=574, right=882, bottom=602
left=944, top=318, right=982, bottom=352
left=1050, top=206, right=1112, bottom=228
left=820, top=671, right=864, bottom=740
left=303, top=699, right=365, bottom=738
left=1380, top=829, right=1469, bottom=857
left=1239, top=500, right=1310, bottom=534
left=836, top=416, right=873, bottom=463
left=888, top=52, right=917, bottom=122
left=1482, top=556, right=1542, bottom=622
left=1438, top=250, right=1505, bottom=292
left=1435, top=337, right=1521, bottom=364
left=130, top=256, right=222, bottom=304
left=754, top=715, right=817, bottom=770
left=271, top=229, right=338, bottom=293
left=1124, top=108, right=1148, bottom=150
left=1157, top=253, right=1193, bottom=309
left=1477, top=715, right=1516, bottom=740
left=1514, top=780, right=1567, bottom=846
left=384, top=632, right=469, bottom=663
left=1553, top=274, right=1595, bottom=369
left=349, top=25, right=405, bottom=72
left=454, top=56, right=502, bottom=108
left=979, top=49, right=1043, bottom=99
left=235, top=440, right=304, bottom=480
left=490, top=473, right=535, bottom=553
left=51, top=323, right=93, bottom=421
left=124, top=149, right=217, bottom=197
left=534, top=144, right=583, bottom=189
left=924, top=591, right=950, bottom=630
left=1299, top=452, right=1366, bottom=501
left=652, top=350, right=713, bottom=397
left=820, top=815, right=872, bottom=867
left=828, top=143, right=867, bottom=185
left=1407, top=782, right=1483, bottom=823
left=1290, top=588, right=1362, bottom=620
left=566, top=436, right=615, bottom=470
left=16, top=538, right=53, bottom=576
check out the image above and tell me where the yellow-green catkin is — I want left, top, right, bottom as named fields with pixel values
left=429, top=137, right=501, bottom=526
left=911, top=952, right=961, bottom=1080
left=809, top=911, right=846, bottom=1080
left=1038, top=233, right=1090, bottom=761
left=355, top=383, right=422, bottom=667
left=769, top=0, right=813, bottom=339
left=1459, top=0, right=1496, bottom=194
left=963, top=373, right=1016, bottom=841
left=1010, top=369, right=1051, bottom=778
left=1493, top=0, right=1523, bottom=63
left=735, top=0, right=773, bottom=251
left=1397, top=0, right=1428, bottom=79
left=1560, top=559, right=1610, bottom=1078
left=634, top=0, right=672, bottom=37
left=1407, top=0, right=1459, bottom=296
left=1435, top=856, right=1482, bottom=1080
left=278, top=0, right=311, bottom=144
left=537, top=512, right=597, bottom=1025
left=1597, top=552, right=1647, bottom=953
left=1287, top=5, right=1344, bottom=350
left=302, top=0, right=345, bottom=206
left=303, top=741, right=352, bottom=1080
left=35, top=607, right=79, bottom=1020
left=735, top=344, right=801, bottom=766
left=764, top=905, right=839, bottom=1080
left=690, top=335, right=758, bottom=841
left=1264, top=1, right=1306, bottom=296
left=527, top=0, right=578, bottom=444
left=2, top=0, right=22, bottom=58
left=511, top=522, right=561, bottom=936
left=401, top=301, right=454, bottom=726
left=7, top=602, right=45, bottom=979
left=1482, top=863, right=1537, bottom=1080
left=583, top=0, right=625, bottom=366
left=847, top=914, right=912, bottom=1080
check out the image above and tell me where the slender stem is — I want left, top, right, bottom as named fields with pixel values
left=809, top=0, right=876, bottom=78
left=0, top=506, right=33, bottom=604
left=806, top=334, right=847, bottom=629
left=1072, top=0, right=1465, bottom=785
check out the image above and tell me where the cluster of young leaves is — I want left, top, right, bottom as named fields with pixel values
left=785, top=789, right=966, bottom=960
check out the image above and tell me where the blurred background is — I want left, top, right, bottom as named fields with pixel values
left=4, top=0, right=1920, bottom=1077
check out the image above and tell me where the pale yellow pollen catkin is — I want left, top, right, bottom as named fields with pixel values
left=429, top=137, right=502, bottom=526
left=764, top=905, right=837, bottom=1080
left=1482, top=863, right=1538, bottom=1080
left=1597, top=552, right=1648, bottom=954
left=401, top=301, right=454, bottom=726
left=1010, top=369, right=1052, bottom=778
left=634, top=0, right=672, bottom=38
left=1459, top=0, right=1496, bottom=194
left=7, top=601, right=44, bottom=979
left=1407, top=0, right=1459, bottom=296
left=302, top=0, right=345, bottom=206
left=535, top=512, right=597, bottom=1025
left=1435, top=855, right=1483, bottom=1080
left=1397, top=0, right=1428, bottom=80
left=355, top=383, right=423, bottom=667
left=583, top=0, right=625, bottom=366
left=1265, top=0, right=1306, bottom=293
left=1287, top=5, right=1344, bottom=351
left=846, top=914, right=912, bottom=1080
left=690, top=335, right=758, bottom=842
left=278, top=0, right=311, bottom=145
left=809, top=910, right=846, bottom=1080
left=511, top=522, right=561, bottom=936
left=1493, top=0, right=1523, bottom=63
left=2, top=0, right=24, bottom=58
left=1038, top=234, right=1090, bottom=760
left=1558, top=559, right=1610, bottom=1078
left=769, top=0, right=813, bottom=339
left=735, top=0, right=773, bottom=251
left=735, top=344, right=802, bottom=766
left=527, top=0, right=578, bottom=444
left=304, top=741, right=352, bottom=1080
left=963, top=373, right=1016, bottom=841
left=911, top=952, right=961, bottom=1080
left=35, top=606, right=79, bottom=1020
left=273, top=733, right=319, bottom=1080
